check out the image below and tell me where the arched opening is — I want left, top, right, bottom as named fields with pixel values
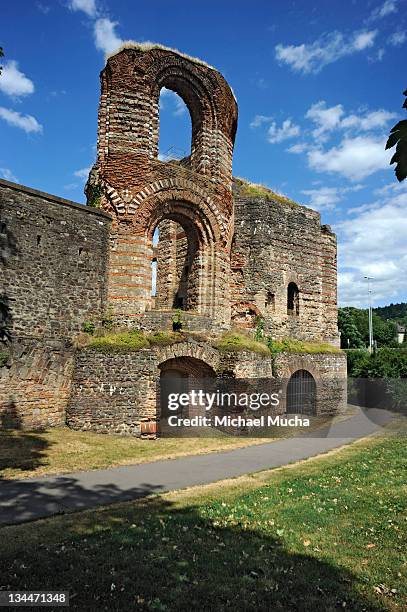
left=158, top=87, right=192, bottom=163
left=159, top=356, right=216, bottom=422
left=287, top=282, right=299, bottom=316
left=153, top=217, right=200, bottom=311
left=286, top=370, right=316, bottom=415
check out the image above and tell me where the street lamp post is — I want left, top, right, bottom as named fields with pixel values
left=364, top=276, right=374, bottom=353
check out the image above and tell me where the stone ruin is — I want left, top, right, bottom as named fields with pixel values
left=0, top=43, right=347, bottom=434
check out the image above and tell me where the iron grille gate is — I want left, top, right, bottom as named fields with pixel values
left=286, top=370, right=316, bottom=415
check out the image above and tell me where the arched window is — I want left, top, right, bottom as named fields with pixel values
left=153, top=218, right=199, bottom=312
left=158, top=88, right=192, bottom=163
left=286, top=370, right=316, bottom=415
left=287, top=282, right=299, bottom=316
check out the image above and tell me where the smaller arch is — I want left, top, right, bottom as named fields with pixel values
left=287, top=282, right=300, bottom=316
left=159, top=356, right=216, bottom=420
left=286, top=370, right=316, bottom=415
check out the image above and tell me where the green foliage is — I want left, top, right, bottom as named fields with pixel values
left=88, top=329, right=149, bottom=352
left=386, top=89, right=407, bottom=182
left=101, top=307, right=114, bottom=331
left=147, top=331, right=184, bottom=346
left=338, top=308, right=364, bottom=348
left=0, top=349, right=9, bottom=367
left=87, top=183, right=103, bottom=208
left=254, top=316, right=264, bottom=342
left=233, top=177, right=299, bottom=207
left=374, top=302, right=407, bottom=327
left=82, top=321, right=96, bottom=335
left=346, top=347, right=407, bottom=378
left=172, top=308, right=183, bottom=331
left=215, top=331, right=270, bottom=355
left=338, top=306, right=398, bottom=349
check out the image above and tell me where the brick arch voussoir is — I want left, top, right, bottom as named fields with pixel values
left=155, top=342, right=221, bottom=373
left=131, top=181, right=226, bottom=242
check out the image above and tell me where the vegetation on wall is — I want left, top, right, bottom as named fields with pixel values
left=233, top=177, right=299, bottom=208
left=86, top=184, right=103, bottom=208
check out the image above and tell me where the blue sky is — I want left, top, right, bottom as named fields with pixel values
left=1, top=0, right=406, bottom=307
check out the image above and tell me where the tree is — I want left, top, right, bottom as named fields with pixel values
left=0, top=47, right=4, bottom=76
left=386, top=89, right=407, bottom=182
left=338, top=308, right=365, bottom=348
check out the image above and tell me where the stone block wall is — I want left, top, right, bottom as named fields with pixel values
left=275, top=351, right=347, bottom=416
left=231, top=188, right=340, bottom=345
left=0, top=180, right=111, bottom=340
left=0, top=179, right=112, bottom=428
left=67, top=341, right=272, bottom=435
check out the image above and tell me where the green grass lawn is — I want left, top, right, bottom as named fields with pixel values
left=0, top=425, right=405, bottom=611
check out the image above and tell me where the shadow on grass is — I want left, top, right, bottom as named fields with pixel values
left=0, top=490, right=387, bottom=611
left=0, top=404, right=51, bottom=476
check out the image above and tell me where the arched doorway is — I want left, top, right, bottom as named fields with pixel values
left=286, top=370, right=316, bottom=415
left=159, top=356, right=216, bottom=422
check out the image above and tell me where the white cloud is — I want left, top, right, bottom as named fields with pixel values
left=0, top=107, right=43, bottom=133
left=94, top=18, right=123, bottom=55
left=340, top=109, right=397, bottom=131
left=302, top=187, right=342, bottom=211
left=306, top=101, right=344, bottom=139
left=74, top=167, right=91, bottom=180
left=275, top=29, right=377, bottom=74
left=68, top=0, right=97, bottom=17
left=0, top=168, right=18, bottom=182
left=250, top=115, right=273, bottom=129
left=267, top=119, right=300, bottom=144
left=370, top=0, right=398, bottom=21
left=0, top=60, right=34, bottom=97
left=307, top=135, right=391, bottom=181
left=286, top=142, right=308, bottom=154
left=301, top=184, right=364, bottom=212
left=337, top=188, right=407, bottom=305
left=389, top=31, right=406, bottom=46
left=305, top=101, right=396, bottom=141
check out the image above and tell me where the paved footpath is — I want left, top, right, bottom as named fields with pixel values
left=0, top=408, right=393, bottom=526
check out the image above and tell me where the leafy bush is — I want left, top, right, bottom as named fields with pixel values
left=82, top=321, right=96, bottom=335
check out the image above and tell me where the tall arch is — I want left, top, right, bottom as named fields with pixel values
left=93, top=44, right=237, bottom=326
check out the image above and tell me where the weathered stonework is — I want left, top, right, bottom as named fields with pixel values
left=0, top=180, right=111, bottom=428
left=92, top=46, right=238, bottom=327
left=0, top=42, right=346, bottom=433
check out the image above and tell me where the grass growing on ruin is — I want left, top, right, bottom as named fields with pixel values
left=79, top=328, right=343, bottom=356
left=233, top=176, right=299, bottom=207
left=1, top=425, right=405, bottom=610
left=214, top=331, right=270, bottom=355
left=271, top=339, right=343, bottom=354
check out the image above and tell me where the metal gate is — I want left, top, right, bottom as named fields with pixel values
left=286, top=370, right=316, bottom=415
